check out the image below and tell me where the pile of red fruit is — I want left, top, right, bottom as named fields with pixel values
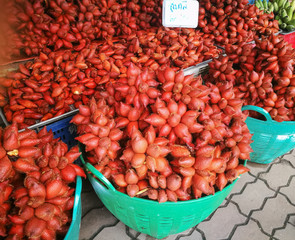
left=0, top=123, right=85, bottom=239
left=71, top=65, right=251, bottom=202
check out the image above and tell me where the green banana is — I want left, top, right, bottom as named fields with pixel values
left=277, top=0, right=282, bottom=7
left=279, top=0, right=287, bottom=8
left=286, top=24, right=295, bottom=31
left=255, top=1, right=261, bottom=8
left=274, top=2, right=279, bottom=12
left=278, top=18, right=283, bottom=25
left=263, top=0, right=268, bottom=9
left=269, top=4, right=274, bottom=12
left=290, top=0, right=295, bottom=18
left=287, top=6, right=294, bottom=20
left=287, top=19, right=295, bottom=25
left=255, top=0, right=263, bottom=9
left=284, top=1, right=291, bottom=9
left=280, top=8, right=285, bottom=16
left=281, top=9, right=288, bottom=18
left=283, top=15, right=291, bottom=23
left=280, top=23, right=287, bottom=29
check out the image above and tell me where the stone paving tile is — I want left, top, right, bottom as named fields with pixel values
left=273, top=223, right=295, bottom=240
left=197, top=202, right=247, bottom=240
left=178, top=229, right=202, bottom=239
left=228, top=172, right=256, bottom=198
left=79, top=152, right=295, bottom=240
left=93, top=222, right=130, bottom=240
left=288, top=215, right=295, bottom=226
left=251, top=194, right=295, bottom=234
left=137, top=227, right=192, bottom=240
left=272, top=156, right=282, bottom=164
left=126, top=226, right=141, bottom=238
left=219, top=198, right=230, bottom=208
left=231, top=179, right=275, bottom=215
left=281, top=150, right=295, bottom=168
left=231, top=219, right=269, bottom=240
left=81, top=191, right=103, bottom=216
left=279, top=176, right=295, bottom=205
left=259, top=160, right=295, bottom=190
left=246, top=161, right=271, bottom=177
left=80, top=207, right=118, bottom=240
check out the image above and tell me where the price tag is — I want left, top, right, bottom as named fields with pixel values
left=162, top=0, right=199, bottom=28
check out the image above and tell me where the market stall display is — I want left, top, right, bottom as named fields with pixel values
left=72, top=64, right=250, bottom=238
left=1, top=0, right=295, bottom=238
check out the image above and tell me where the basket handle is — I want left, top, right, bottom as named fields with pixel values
left=242, top=105, right=272, bottom=122
left=84, top=161, right=117, bottom=192
left=79, top=144, right=117, bottom=192
left=72, top=175, right=82, bottom=221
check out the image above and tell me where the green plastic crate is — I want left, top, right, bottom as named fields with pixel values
left=81, top=154, right=243, bottom=239
left=243, top=105, right=295, bottom=164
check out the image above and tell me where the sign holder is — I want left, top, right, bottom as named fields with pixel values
left=162, top=0, right=199, bottom=28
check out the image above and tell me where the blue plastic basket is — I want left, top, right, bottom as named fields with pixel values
left=242, top=105, right=295, bottom=164
left=42, top=115, right=78, bottom=149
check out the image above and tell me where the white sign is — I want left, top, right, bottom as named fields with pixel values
left=162, top=0, right=199, bottom=28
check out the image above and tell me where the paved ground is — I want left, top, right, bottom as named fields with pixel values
left=79, top=150, right=295, bottom=240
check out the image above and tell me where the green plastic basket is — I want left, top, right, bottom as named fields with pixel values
left=242, top=105, right=295, bottom=164
left=64, top=175, right=82, bottom=240
left=81, top=154, right=242, bottom=239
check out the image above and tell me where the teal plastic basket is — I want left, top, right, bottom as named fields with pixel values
left=242, top=105, right=295, bottom=164
left=64, top=175, right=82, bottom=240
left=81, top=153, right=243, bottom=239
left=32, top=119, right=82, bottom=240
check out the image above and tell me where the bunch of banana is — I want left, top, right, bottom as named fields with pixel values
left=259, top=0, right=295, bottom=32
left=255, top=0, right=274, bottom=13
